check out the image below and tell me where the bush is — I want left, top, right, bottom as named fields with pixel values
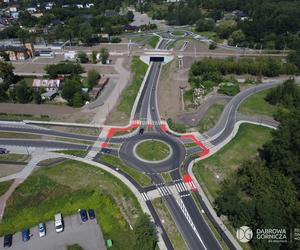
left=218, top=84, right=240, bottom=96
left=45, top=63, right=85, bottom=78
left=110, top=37, right=121, bottom=43
left=209, top=42, right=217, bottom=50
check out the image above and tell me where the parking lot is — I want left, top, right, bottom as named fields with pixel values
left=0, top=214, right=106, bottom=250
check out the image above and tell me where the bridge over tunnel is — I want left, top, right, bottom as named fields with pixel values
left=140, top=54, right=174, bottom=65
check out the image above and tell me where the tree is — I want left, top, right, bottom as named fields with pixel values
left=288, top=48, right=300, bottom=69
left=62, top=27, right=74, bottom=46
left=195, top=18, right=215, bottom=32
left=72, top=91, right=85, bottom=107
left=126, top=10, right=134, bottom=22
left=15, top=81, right=33, bottom=103
left=86, top=70, right=100, bottom=89
left=100, top=48, right=109, bottom=64
left=133, top=213, right=157, bottom=250
left=45, top=63, right=84, bottom=78
left=0, top=52, right=9, bottom=61
left=79, top=22, right=94, bottom=45
left=0, top=61, right=15, bottom=87
left=16, top=29, right=30, bottom=45
left=77, top=52, right=89, bottom=64
left=91, top=51, right=97, bottom=64
left=228, top=29, right=246, bottom=46
left=61, top=79, right=82, bottom=105
left=0, top=85, right=8, bottom=102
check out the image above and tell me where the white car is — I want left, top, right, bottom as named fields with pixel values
left=38, top=223, right=46, bottom=237
left=54, top=213, right=64, bottom=233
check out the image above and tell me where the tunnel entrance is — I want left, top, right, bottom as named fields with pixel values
left=150, top=57, right=164, bottom=62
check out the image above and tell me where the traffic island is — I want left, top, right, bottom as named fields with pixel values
left=134, top=139, right=172, bottom=162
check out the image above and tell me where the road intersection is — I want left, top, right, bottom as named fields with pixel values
left=0, top=32, right=290, bottom=250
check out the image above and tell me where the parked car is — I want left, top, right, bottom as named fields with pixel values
left=139, top=128, right=144, bottom=135
left=22, top=229, right=30, bottom=242
left=79, top=209, right=88, bottom=222
left=0, top=148, right=9, bottom=154
left=54, top=213, right=64, bottom=233
left=101, top=148, right=111, bottom=154
left=88, top=209, right=95, bottom=220
left=3, top=234, right=12, bottom=248
left=38, top=223, right=46, bottom=237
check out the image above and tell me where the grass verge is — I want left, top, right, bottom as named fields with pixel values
left=116, top=57, right=148, bottom=117
left=152, top=198, right=187, bottom=250
left=198, top=104, right=224, bottom=133
left=0, top=153, right=30, bottom=162
left=100, top=155, right=152, bottom=187
left=0, top=113, right=50, bottom=121
left=54, top=150, right=87, bottom=158
left=0, top=132, right=41, bottom=139
left=67, top=244, right=84, bottom=250
left=0, top=160, right=142, bottom=250
left=0, top=180, right=13, bottom=196
left=193, top=124, right=272, bottom=200
left=239, top=88, right=277, bottom=116
left=161, top=172, right=172, bottom=183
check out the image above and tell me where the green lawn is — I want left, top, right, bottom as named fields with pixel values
left=198, top=104, right=224, bottom=133
left=193, top=124, right=272, bottom=200
left=0, top=160, right=142, bottom=250
left=136, top=140, right=170, bottom=161
left=0, top=180, right=13, bottom=196
left=161, top=172, right=172, bottom=183
left=0, top=153, right=30, bottom=162
left=0, top=113, right=50, bottom=121
left=152, top=198, right=188, bottom=250
left=67, top=244, right=84, bottom=250
left=130, top=35, right=159, bottom=48
left=0, top=132, right=41, bottom=139
left=196, top=31, right=223, bottom=43
left=117, top=57, right=148, bottom=117
left=54, top=150, right=87, bottom=157
left=171, top=31, right=185, bottom=36
left=239, top=88, right=277, bottom=116
left=100, top=155, right=152, bottom=186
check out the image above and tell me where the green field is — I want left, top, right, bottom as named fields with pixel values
left=54, top=150, right=87, bottom=157
left=0, top=153, right=30, bottom=162
left=152, top=198, right=188, bottom=250
left=67, top=244, right=84, bottom=250
left=0, top=160, right=142, bottom=250
left=197, top=104, right=224, bottom=133
left=0, top=113, right=50, bottom=121
left=171, top=31, right=185, bottom=36
left=130, top=35, right=160, bottom=48
left=239, top=88, right=277, bottom=116
left=100, top=155, right=152, bottom=186
left=0, top=180, right=13, bottom=196
left=193, top=124, right=272, bottom=200
left=0, top=132, right=41, bottom=139
left=136, top=140, right=170, bottom=161
left=117, top=57, right=148, bottom=117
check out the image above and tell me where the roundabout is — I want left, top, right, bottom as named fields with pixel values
left=119, top=132, right=186, bottom=173
left=134, top=139, right=172, bottom=163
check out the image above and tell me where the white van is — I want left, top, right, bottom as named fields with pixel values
left=54, top=213, right=64, bottom=233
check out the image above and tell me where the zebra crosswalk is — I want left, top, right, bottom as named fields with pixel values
left=156, top=183, right=172, bottom=197
left=174, top=181, right=188, bottom=193
left=141, top=192, right=150, bottom=201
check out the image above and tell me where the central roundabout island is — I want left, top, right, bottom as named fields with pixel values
left=135, top=139, right=172, bottom=162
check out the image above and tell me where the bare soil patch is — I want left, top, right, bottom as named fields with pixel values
left=0, top=164, right=25, bottom=178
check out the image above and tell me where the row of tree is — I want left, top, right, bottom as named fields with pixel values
left=190, top=57, right=299, bottom=78
left=215, top=80, right=300, bottom=249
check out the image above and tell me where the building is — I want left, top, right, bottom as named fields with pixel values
left=41, top=90, right=57, bottom=100
left=0, top=45, right=32, bottom=61
left=89, top=77, right=109, bottom=101
left=32, top=79, right=60, bottom=91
